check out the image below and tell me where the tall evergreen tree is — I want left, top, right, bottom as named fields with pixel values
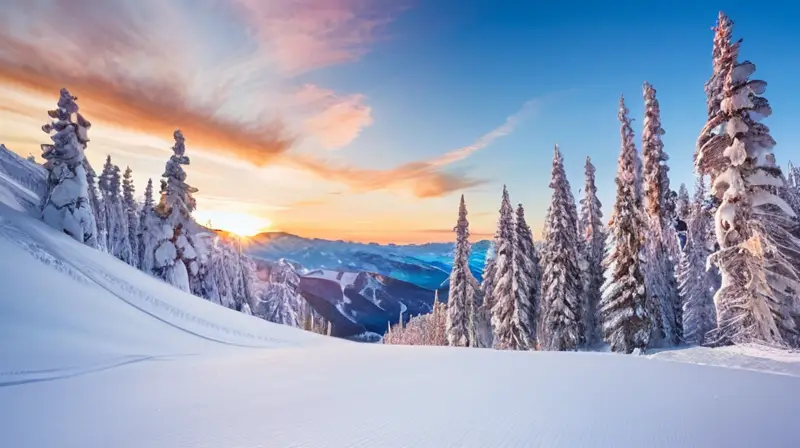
left=138, top=178, right=155, bottom=272
left=579, top=156, right=606, bottom=346
left=695, top=20, right=800, bottom=347
left=122, top=166, right=140, bottom=268
left=150, top=130, right=201, bottom=292
left=99, top=156, right=133, bottom=265
left=489, top=186, right=519, bottom=348
left=492, top=202, right=537, bottom=350
left=539, top=146, right=583, bottom=351
left=599, top=97, right=652, bottom=354
left=39, top=88, right=97, bottom=246
left=516, top=204, right=541, bottom=343
left=446, top=195, right=480, bottom=347
left=678, top=177, right=718, bottom=345
left=641, top=82, right=681, bottom=346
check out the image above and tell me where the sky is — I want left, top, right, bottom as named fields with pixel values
left=0, top=0, right=798, bottom=244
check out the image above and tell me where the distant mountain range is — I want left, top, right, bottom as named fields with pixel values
left=247, top=231, right=490, bottom=291
left=246, top=232, right=491, bottom=337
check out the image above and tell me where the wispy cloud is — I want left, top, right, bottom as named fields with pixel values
left=290, top=98, right=542, bottom=197
left=292, top=84, right=374, bottom=149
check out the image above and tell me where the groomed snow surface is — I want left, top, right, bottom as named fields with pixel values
left=1, top=173, right=800, bottom=447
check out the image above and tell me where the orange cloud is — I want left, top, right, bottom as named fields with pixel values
left=293, top=84, right=374, bottom=149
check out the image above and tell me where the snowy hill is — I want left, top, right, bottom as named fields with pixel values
left=249, top=231, right=491, bottom=290
left=2, top=149, right=800, bottom=447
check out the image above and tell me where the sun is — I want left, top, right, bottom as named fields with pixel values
left=194, top=210, right=273, bottom=237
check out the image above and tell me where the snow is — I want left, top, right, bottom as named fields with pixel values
left=2, top=172, right=800, bottom=447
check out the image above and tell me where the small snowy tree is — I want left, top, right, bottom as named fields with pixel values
left=539, top=146, right=583, bottom=351
left=679, top=177, right=718, bottom=345
left=150, top=130, right=201, bottom=293
left=599, top=97, right=652, bottom=354
left=579, top=156, right=606, bottom=346
left=676, top=183, right=691, bottom=219
left=446, top=195, right=480, bottom=347
left=99, top=156, right=133, bottom=265
left=138, top=179, right=155, bottom=272
left=39, top=88, right=97, bottom=246
left=122, top=167, right=140, bottom=268
left=695, top=21, right=800, bottom=348
left=253, top=259, right=305, bottom=327
left=84, top=160, right=105, bottom=251
left=779, top=161, right=800, bottom=216
left=641, top=82, right=681, bottom=346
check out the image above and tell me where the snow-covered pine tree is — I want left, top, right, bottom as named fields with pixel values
left=578, top=156, right=606, bottom=346
left=695, top=22, right=800, bottom=347
left=516, top=204, right=542, bottom=343
left=431, top=289, right=448, bottom=346
left=481, top=242, right=497, bottom=309
left=539, top=146, right=583, bottom=351
left=779, top=161, right=800, bottom=217
left=84, top=160, right=105, bottom=251
left=99, top=156, right=133, bottom=265
left=253, top=259, right=305, bottom=327
left=446, top=195, right=480, bottom=347
left=122, top=166, right=140, bottom=268
left=641, top=82, right=681, bottom=346
left=488, top=186, right=524, bottom=349
left=39, top=88, right=97, bottom=246
left=151, top=130, right=201, bottom=293
left=138, top=178, right=155, bottom=272
left=676, top=183, right=691, bottom=219
left=492, top=201, right=537, bottom=350
left=599, top=97, right=652, bottom=354
left=678, top=177, right=718, bottom=345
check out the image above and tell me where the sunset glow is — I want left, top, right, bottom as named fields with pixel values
left=194, top=211, right=272, bottom=237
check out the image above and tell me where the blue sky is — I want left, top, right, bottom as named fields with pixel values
left=0, top=0, right=797, bottom=242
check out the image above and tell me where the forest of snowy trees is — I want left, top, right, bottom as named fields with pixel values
left=385, top=12, right=800, bottom=352
left=32, top=89, right=329, bottom=335
left=21, top=11, right=800, bottom=350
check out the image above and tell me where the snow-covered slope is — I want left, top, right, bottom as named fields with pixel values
left=2, top=155, right=800, bottom=447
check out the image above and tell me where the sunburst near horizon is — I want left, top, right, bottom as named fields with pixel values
left=194, top=210, right=273, bottom=238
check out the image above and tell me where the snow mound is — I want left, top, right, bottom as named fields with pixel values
left=1, top=162, right=799, bottom=447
